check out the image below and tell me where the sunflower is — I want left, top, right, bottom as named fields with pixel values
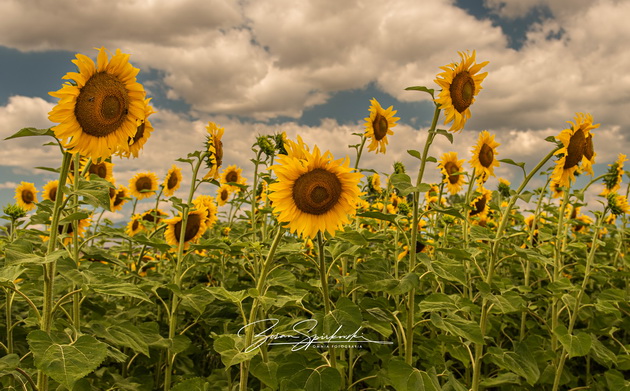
left=217, top=184, right=232, bottom=206
left=163, top=165, right=183, bottom=197
left=607, top=193, right=630, bottom=216
left=256, top=180, right=269, bottom=204
left=387, top=194, right=403, bottom=214
left=469, top=185, right=492, bottom=218
left=87, top=160, right=114, bottom=181
left=129, top=172, right=158, bottom=199
left=110, top=185, right=129, bottom=212
left=141, top=209, right=168, bottom=225
left=364, top=98, right=399, bottom=154
left=470, top=131, right=500, bottom=183
left=42, top=180, right=61, bottom=203
left=438, top=151, right=466, bottom=195
left=220, top=165, right=247, bottom=192
left=434, top=51, right=489, bottom=132
left=368, top=173, right=383, bottom=194
left=15, top=182, right=38, bottom=211
left=126, top=215, right=144, bottom=237
left=57, top=214, right=92, bottom=245
left=203, top=122, right=225, bottom=180
left=164, top=208, right=208, bottom=248
left=124, top=98, right=155, bottom=158
left=193, top=195, right=218, bottom=228
left=551, top=113, right=599, bottom=189
left=268, top=145, right=363, bottom=238
left=48, top=47, right=147, bottom=160
left=601, top=153, right=627, bottom=196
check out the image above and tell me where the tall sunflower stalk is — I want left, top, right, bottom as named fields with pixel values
left=470, top=146, right=558, bottom=391
left=163, top=152, right=205, bottom=391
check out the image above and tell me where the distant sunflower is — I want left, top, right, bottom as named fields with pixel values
left=469, top=185, right=492, bottom=218
left=364, top=98, right=399, bottom=154
left=438, top=151, right=466, bottom=195
left=217, top=184, right=232, bottom=206
left=220, top=165, right=247, bottom=192
left=126, top=215, right=144, bottom=237
left=141, top=209, right=168, bottom=225
left=203, top=122, right=224, bottom=180
left=193, top=195, right=218, bottom=228
left=268, top=146, right=363, bottom=238
left=57, top=214, right=92, bottom=245
left=42, top=180, right=61, bottom=203
left=124, top=98, right=155, bottom=158
left=368, top=173, right=383, bottom=194
left=387, top=194, right=403, bottom=214
left=164, top=208, right=208, bottom=248
left=607, top=193, right=630, bottom=216
left=470, top=131, right=500, bottom=183
left=129, top=172, right=158, bottom=199
left=601, top=153, right=627, bottom=196
left=434, top=50, right=489, bottom=132
left=551, top=113, right=599, bottom=188
left=163, top=165, right=183, bottom=197
left=87, top=160, right=114, bottom=181
left=110, top=185, right=128, bottom=212
left=15, top=182, right=38, bottom=211
left=48, top=47, right=147, bottom=160
left=256, top=180, right=269, bottom=204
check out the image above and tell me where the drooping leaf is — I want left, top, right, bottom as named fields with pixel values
left=554, top=325, right=591, bottom=357
left=430, top=313, right=484, bottom=345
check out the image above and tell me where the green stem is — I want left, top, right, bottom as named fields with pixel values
left=405, top=105, right=440, bottom=365
left=316, top=231, right=337, bottom=368
left=240, top=227, right=285, bottom=391
left=471, top=146, right=558, bottom=391
left=552, top=212, right=605, bottom=391
left=164, top=153, right=205, bottom=391
left=251, top=149, right=263, bottom=241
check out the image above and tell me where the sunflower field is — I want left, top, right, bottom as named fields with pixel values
left=1, top=48, right=629, bottom=391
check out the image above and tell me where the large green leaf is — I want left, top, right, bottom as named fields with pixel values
left=304, top=366, right=342, bottom=391
left=4, top=127, right=55, bottom=140
left=554, top=325, right=591, bottom=357
left=27, top=330, right=108, bottom=390
left=419, top=293, right=459, bottom=313
left=430, top=313, right=484, bottom=345
left=171, top=378, right=212, bottom=391
left=488, top=344, right=540, bottom=385
left=387, top=359, right=442, bottom=391
left=91, top=321, right=151, bottom=357
left=213, top=334, right=257, bottom=367
left=250, top=356, right=279, bottom=389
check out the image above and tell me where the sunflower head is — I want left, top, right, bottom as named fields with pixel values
left=110, top=185, right=129, bottom=212
left=123, top=98, right=155, bottom=158
left=220, top=165, right=247, bottom=192
left=15, top=182, right=38, bottom=211
left=126, top=215, right=144, bottom=237
left=439, top=151, right=466, bottom=195
left=469, top=185, right=492, bottom=218
left=551, top=113, right=599, bottom=188
left=42, top=180, right=61, bottom=203
left=3, top=204, right=27, bottom=220
left=193, top=195, right=218, bottom=228
left=607, top=193, right=630, bottom=216
left=129, top=172, right=158, bottom=200
left=367, top=173, right=383, bottom=195
left=497, top=178, right=511, bottom=198
left=164, top=208, right=209, bottom=248
left=217, top=184, right=232, bottom=206
left=163, top=165, right=183, bottom=198
left=48, top=47, right=148, bottom=160
left=87, top=160, right=114, bottom=181
left=601, top=153, right=627, bottom=196
left=57, top=213, right=92, bottom=245
left=141, top=209, right=168, bottom=225
left=364, top=98, right=400, bottom=154
left=434, top=50, right=489, bottom=132
left=470, top=131, right=500, bottom=183
left=203, top=122, right=225, bottom=181
left=268, top=145, right=363, bottom=238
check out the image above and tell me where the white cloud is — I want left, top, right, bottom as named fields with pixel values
left=0, top=181, right=19, bottom=189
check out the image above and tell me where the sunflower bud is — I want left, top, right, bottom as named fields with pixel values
left=274, top=132, right=287, bottom=155
left=256, top=135, right=276, bottom=157
left=397, top=201, right=411, bottom=216
left=497, top=178, right=511, bottom=198
left=393, top=161, right=406, bottom=174
left=3, top=204, right=27, bottom=220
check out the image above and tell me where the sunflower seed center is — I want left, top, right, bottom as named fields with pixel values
left=293, top=168, right=342, bottom=215
left=479, top=143, right=494, bottom=168
left=226, top=171, right=239, bottom=183
left=90, top=162, right=108, bottom=179
left=372, top=113, right=389, bottom=141
left=132, top=121, right=145, bottom=144
left=174, top=213, right=203, bottom=242
left=22, top=190, right=34, bottom=204
left=470, top=195, right=487, bottom=216
left=49, top=187, right=57, bottom=202
left=583, top=134, right=594, bottom=160
left=444, top=161, right=460, bottom=184
left=564, top=128, right=585, bottom=169
left=450, top=71, right=475, bottom=113
left=113, top=190, right=125, bottom=207
left=167, top=172, right=179, bottom=190
left=215, top=139, right=224, bottom=167
left=75, top=72, right=130, bottom=138
left=135, top=177, right=153, bottom=192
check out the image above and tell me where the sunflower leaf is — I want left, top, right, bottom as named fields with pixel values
left=435, top=129, right=454, bottom=144
left=405, top=86, right=435, bottom=98
left=4, top=127, right=55, bottom=140
left=357, top=211, right=398, bottom=223
left=499, top=159, right=525, bottom=169
left=407, top=150, right=422, bottom=160
left=35, top=166, right=60, bottom=173
left=426, top=156, right=437, bottom=163
left=59, top=211, right=91, bottom=224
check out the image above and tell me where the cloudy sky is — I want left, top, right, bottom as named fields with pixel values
left=1, top=0, right=628, bottom=222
